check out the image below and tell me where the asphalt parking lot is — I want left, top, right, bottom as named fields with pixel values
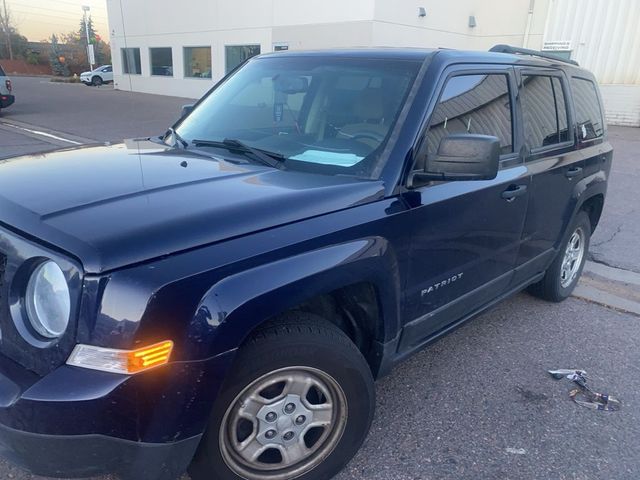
left=0, top=76, right=639, bottom=480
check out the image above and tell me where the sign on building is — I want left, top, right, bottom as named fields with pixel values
left=542, top=40, right=572, bottom=51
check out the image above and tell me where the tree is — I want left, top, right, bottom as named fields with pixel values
left=0, top=0, right=13, bottom=59
left=49, top=34, right=70, bottom=76
left=59, top=15, right=110, bottom=71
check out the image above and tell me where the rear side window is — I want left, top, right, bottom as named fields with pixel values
left=521, top=75, right=570, bottom=150
left=0, top=65, right=5, bottom=76
left=571, top=77, right=604, bottom=141
left=427, top=73, right=513, bottom=155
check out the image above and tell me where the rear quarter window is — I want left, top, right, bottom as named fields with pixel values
left=571, top=77, right=605, bottom=141
left=0, top=65, right=5, bottom=76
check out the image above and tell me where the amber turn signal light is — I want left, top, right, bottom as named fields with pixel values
left=67, top=340, right=174, bottom=375
left=128, top=341, right=174, bottom=373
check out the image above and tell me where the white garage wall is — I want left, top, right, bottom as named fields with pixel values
left=371, top=0, right=550, bottom=50
left=544, top=0, right=640, bottom=84
left=106, top=0, right=640, bottom=126
left=601, top=85, right=640, bottom=127
left=544, top=0, right=640, bottom=126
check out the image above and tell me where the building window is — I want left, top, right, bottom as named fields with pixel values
left=121, top=48, right=141, bottom=75
left=184, top=47, right=212, bottom=78
left=571, top=77, right=604, bottom=141
left=427, top=74, right=513, bottom=155
left=521, top=75, right=570, bottom=150
left=225, top=45, right=261, bottom=74
left=150, top=47, right=173, bottom=76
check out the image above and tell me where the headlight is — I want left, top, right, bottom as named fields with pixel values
left=25, top=260, right=70, bottom=338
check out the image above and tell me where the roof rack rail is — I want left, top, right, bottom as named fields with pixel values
left=489, top=44, right=579, bottom=66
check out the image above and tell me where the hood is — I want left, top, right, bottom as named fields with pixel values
left=0, top=141, right=384, bottom=273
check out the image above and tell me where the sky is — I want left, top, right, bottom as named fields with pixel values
left=7, top=0, right=110, bottom=42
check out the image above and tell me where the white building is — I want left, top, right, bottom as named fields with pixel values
left=106, top=0, right=640, bottom=126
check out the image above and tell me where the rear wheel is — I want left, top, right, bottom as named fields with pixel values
left=528, top=210, right=591, bottom=302
left=189, top=313, right=375, bottom=480
left=91, top=76, right=103, bottom=86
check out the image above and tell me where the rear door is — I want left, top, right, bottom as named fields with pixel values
left=511, top=67, right=582, bottom=284
left=399, top=65, right=530, bottom=351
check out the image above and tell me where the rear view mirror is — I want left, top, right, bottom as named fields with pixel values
left=181, top=104, right=195, bottom=118
left=414, top=134, right=500, bottom=184
left=273, top=75, right=309, bottom=94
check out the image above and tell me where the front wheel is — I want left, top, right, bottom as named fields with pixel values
left=91, top=76, right=103, bottom=86
left=528, top=210, right=591, bottom=302
left=189, top=313, right=375, bottom=480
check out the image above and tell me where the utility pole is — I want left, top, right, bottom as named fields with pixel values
left=1, top=0, right=13, bottom=60
left=82, top=5, right=94, bottom=71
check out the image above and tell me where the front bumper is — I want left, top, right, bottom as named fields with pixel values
left=0, top=350, right=235, bottom=479
left=0, top=422, right=201, bottom=479
left=0, top=94, right=14, bottom=108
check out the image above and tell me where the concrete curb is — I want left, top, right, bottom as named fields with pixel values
left=573, top=284, right=640, bottom=316
left=583, top=261, right=640, bottom=287
left=574, top=261, right=640, bottom=316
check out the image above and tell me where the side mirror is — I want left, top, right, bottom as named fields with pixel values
left=181, top=104, right=195, bottom=118
left=413, top=134, right=500, bottom=184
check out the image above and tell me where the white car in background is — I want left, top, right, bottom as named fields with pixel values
left=80, top=65, right=113, bottom=86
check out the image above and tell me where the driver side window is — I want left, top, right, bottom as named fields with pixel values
left=427, top=73, right=513, bottom=157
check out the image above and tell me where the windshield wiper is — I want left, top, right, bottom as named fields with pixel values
left=192, top=138, right=285, bottom=169
left=164, top=127, right=189, bottom=149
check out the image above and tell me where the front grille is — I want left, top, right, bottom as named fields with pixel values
left=0, top=226, right=82, bottom=376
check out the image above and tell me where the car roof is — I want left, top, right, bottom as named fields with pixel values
left=261, top=47, right=436, bottom=61
left=259, top=47, right=590, bottom=75
left=434, top=48, right=586, bottom=72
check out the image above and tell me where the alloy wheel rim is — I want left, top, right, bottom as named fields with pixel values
left=220, top=366, right=348, bottom=480
left=560, top=226, right=585, bottom=288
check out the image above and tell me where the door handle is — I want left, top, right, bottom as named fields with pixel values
left=501, top=184, right=527, bottom=201
left=565, top=166, right=583, bottom=178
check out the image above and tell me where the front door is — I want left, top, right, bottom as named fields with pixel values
left=399, top=66, right=529, bottom=352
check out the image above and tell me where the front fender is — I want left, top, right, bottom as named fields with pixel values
left=196, top=237, right=402, bottom=357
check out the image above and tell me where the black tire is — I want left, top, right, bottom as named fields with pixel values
left=91, top=76, right=103, bottom=86
left=528, top=210, right=591, bottom=302
left=189, top=312, right=375, bottom=480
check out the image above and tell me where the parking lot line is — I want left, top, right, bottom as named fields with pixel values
left=0, top=121, right=82, bottom=145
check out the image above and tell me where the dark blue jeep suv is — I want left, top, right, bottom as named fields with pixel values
left=0, top=46, right=612, bottom=480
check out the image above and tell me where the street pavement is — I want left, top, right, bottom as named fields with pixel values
left=0, top=75, right=639, bottom=480
left=0, top=76, right=194, bottom=148
left=588, top=127, right=640, bottom=273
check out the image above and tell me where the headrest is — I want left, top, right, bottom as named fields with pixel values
left=353, top=88, right=384, bottom=122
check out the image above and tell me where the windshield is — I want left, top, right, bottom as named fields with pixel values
left=176, top=56, right=421, bottom=178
